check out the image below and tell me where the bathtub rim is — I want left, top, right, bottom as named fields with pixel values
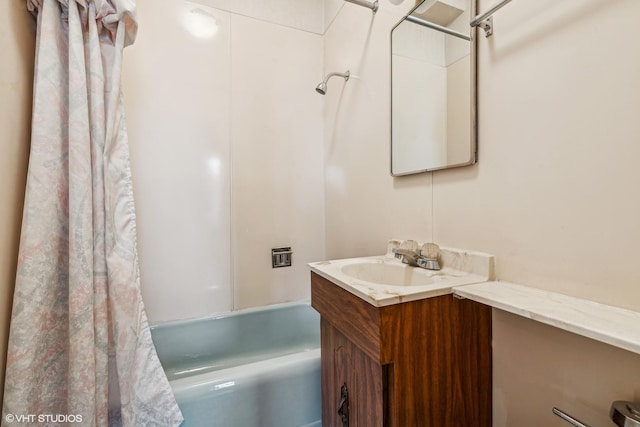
left=149, top=299, right=313, bottom=328
left=169, top=348, right=321, bottom=397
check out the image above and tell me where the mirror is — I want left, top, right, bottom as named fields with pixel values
left=391, top=0, right=477, bottom=176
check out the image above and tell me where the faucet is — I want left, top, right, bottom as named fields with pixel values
left=393, top=245, right=441, bottom=271
left=393, top=248, right=422, bottom=266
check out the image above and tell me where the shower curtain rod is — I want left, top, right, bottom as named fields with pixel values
left=344, top=0, right=378, bottom=13
left=470, top=0, right=513, bottom=37
left=406, top=16, right=471, bottom=41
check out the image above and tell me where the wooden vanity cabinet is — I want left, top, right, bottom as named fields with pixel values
left=311, top=272, right=492, bottom=427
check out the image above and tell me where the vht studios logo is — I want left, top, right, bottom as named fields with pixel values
left=5, top=414, right=83, bottom=423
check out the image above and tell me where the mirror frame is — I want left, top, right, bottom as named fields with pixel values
left=390, top=0, right=478, bottom=176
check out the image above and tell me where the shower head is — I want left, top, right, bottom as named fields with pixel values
left=315, top=81, right=328, bottom=95
left=315, top=70, right=350, bottom=95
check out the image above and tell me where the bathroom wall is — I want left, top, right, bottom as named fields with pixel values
left=323, top=0, right=640, bottom=425
left=324, top=0, right=434, bottom=258
left=0, top=2, right=35, bottom=406
left=122, top=0, right=324, bottom=323
left=229, top=15, right=324, bottom=310
left=438, top=0, right=640, bottom=424
left=436, top=0, right=640, bottom=313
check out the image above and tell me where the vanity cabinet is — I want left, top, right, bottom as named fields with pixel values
left=311, top=272, right=492, bottom=427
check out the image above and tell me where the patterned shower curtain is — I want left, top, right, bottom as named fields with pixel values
left=2, top=1, right=183, bottom=425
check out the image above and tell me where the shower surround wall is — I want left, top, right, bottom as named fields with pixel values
left=123, top=0, right=324, bottom=323
left=323, top=0, right=640, bottom=425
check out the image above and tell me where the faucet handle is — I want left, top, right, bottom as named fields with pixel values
left=399, top=239, right=419, bottom=252
left=386, top=239, right=402, bottom=258
left=421, top=243, right=440, bottom=259
left=418, top=243, right=441, bottom=270
left=395, top=240, right=419, bottom=262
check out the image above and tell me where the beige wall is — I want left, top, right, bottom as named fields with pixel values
left=324, top=0, right=640, bottom=425
left=493, top=310, right=640, bottom=426
left=436, top=0, right=640, bottom=312
left=440, top=0, right=640, bottom=424
left=324, top=1, right=432, bottom=258
left=0, top=2, right=35, bottom=408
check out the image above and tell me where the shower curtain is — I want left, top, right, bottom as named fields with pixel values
left=2, top=1, right=183, bottom=426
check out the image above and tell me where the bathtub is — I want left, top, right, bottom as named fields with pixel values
left=150, top=302, right=322, bottom=427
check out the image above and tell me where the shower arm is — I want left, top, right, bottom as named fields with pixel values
left=316, top=70, right=350, bottom=95
left=344, top=0, right=378, bottom=13
left=323, top=71, right=350, bottom=83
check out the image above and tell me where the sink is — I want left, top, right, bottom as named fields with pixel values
left=340, top=259, right=434, bottom=286
left=308, top=249, right=495, bottom=307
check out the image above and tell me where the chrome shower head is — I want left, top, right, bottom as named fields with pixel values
left=315, top=81, right=328, bottom=95
left=315, top=70, right=350, bottom=95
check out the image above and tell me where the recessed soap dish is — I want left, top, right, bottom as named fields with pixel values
left=272, top=247, right=292, bottom=268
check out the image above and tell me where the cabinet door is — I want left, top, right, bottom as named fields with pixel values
left=321, top=318, right=385, bottom=427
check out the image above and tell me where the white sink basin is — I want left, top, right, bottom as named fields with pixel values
left=340, top=259, right=434, bottom=286
left=309, top=249, right=495, bottom=307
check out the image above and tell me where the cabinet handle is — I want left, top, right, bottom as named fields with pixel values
left=338, top=383, right=349, bottom=427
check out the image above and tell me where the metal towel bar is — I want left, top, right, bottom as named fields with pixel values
left=470, top=0, right=514, bottom=37
left=553, top=407, right=590, bottom=427
left=406, top=16, right=471, bottom=41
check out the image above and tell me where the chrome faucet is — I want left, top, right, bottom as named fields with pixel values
left=393, top=242, right=441, bottom=271
left=393, top=248, right=422, bottom=266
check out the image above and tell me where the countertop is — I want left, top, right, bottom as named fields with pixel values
left=453, top=281, right=640, bottom=356
left=308, top=247, right=495, bottom=307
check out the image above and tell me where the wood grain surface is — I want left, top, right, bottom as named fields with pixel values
left=311, top=272, right=492, bottom=427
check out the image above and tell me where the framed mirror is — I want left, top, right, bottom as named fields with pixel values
left=391, top=0, right=477, bottom=176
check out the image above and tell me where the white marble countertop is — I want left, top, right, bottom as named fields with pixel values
left=308, top=247, right=495, bottom=307
left=453, top=281, right=640, bottom=356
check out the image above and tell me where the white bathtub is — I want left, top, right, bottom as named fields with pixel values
left=151, top=302, right=321, bottom=427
